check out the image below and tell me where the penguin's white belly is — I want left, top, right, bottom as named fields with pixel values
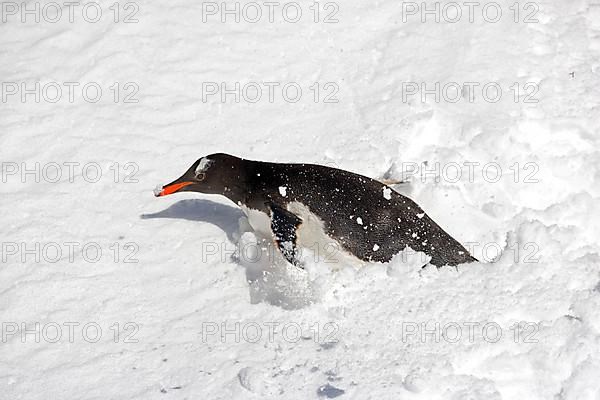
left=287, top=202, right=362, bottom=266
left=240, top=205, right=272, bottom=237
left=240, top=202, right=362, bottom=267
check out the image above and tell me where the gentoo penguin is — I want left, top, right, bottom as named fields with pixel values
left=154, top=153, right=477, bottom=268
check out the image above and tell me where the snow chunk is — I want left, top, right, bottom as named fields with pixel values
left=279, top=186, right=287, bottom=197
left=373, top=244, right=380, bottom=251
left=238, top=367, right=277, bottom=395
left=317, top=384, right=345, bottom=398
left=356, top=217, right=363, bottom=225
left=383, top=187, right=392, bottom=200
left=416, top=213, right=425, bottom=219
left=238, top=367, right=260, bottom=392
left=386, top=247, right=432, bottom=277
left=196, top=157, right=214, bottom=174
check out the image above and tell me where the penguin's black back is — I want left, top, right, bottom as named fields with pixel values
left=239, top=160, right=476, bottom=267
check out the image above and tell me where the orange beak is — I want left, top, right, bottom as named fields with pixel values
left=154, top=181, right=194, bottom=197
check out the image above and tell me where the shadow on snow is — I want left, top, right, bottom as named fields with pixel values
left=141, top=199, right=317, bottom=310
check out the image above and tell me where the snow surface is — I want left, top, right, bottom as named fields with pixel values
left=382, top=187, right=392, bottom=200
left=1, top=0, right=600, bottom=399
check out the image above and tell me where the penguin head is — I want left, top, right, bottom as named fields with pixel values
left=154, top=153, right=246, bottom=199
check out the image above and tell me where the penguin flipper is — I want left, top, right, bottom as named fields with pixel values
left=268, top=202, right=303, bottom=268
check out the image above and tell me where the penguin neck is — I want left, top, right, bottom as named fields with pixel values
left=220, top=184, right=247, bottom=205
left=215, top=157, right=253, bottom=206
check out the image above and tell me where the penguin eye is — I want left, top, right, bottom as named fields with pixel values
left=195, top=172, right=206, bottom=181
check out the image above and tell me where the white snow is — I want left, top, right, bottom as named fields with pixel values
left=2, top=1, right=600, bottom=399
left=196, top=157, right=214, bottom=174
left=356, top=217, right=363, bottom=225
left=278, top=186, right=287, bottom=197
left=383, top=187, right=392, bottom=200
